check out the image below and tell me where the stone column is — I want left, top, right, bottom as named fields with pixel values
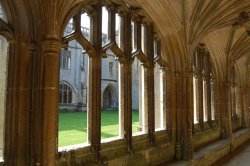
left=175, top=72, right=182, bottom=159
left=18, top=43, right=35, bottom=165
left=243, top=87, right=250, bottom=127
left=213, top=83, right=219, bottom=123
left=240, top=87, right=245, bottom=127
left=219, top=83, right=226, bottom=135
left=2, top=40, right=34, bottom=166
left=32, top=38, right=60, bottom=165
left=183, top=71, right=193, bottom=160
left=224, top=83, right=233, bottom=139
left=169, top=71, right=176, bottom=142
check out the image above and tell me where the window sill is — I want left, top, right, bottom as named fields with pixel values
left=155, top=128, right=167, bottom=132
left=132, top=131, right=146, bottom=137
left=101, top=136, right=122, bottom=144
left=194, top=120, right=218, bottom=133
left=58, top=143, right=90, bottom=153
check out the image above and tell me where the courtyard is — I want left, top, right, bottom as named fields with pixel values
left=58, top=109, right=139, bottom=147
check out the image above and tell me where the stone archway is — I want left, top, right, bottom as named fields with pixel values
left=103, top=87, right=112, bottom=109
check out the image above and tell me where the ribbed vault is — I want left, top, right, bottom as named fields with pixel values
left=127, top=0, right=250, bottom=86
left=4, top=0, right=250, bottom=85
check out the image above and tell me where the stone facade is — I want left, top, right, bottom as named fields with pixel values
left=59, top=25, right=140, bottom=111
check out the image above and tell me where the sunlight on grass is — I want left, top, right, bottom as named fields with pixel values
left=58, top=109, right=139, bottom=147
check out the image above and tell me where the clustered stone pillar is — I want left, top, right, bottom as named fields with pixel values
left=174, top=71, right=193, bottom=160
left=33, top=38, right=60, bottom=165
left=214, top=82, right=222, bottom=130
left=183, top=71, right=193, bottom=160
left=175, top=72, right=182, bottom=159
left=225, top=83, right=233, bottom=139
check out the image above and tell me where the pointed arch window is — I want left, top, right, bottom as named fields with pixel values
left=192, top=44, right=214, bottom=128
left=59, top=82, right=73, bottom=104
left=57, top=1, right=164, bottom=153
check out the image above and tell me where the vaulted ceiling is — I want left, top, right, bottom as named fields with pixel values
left=128, top=0, right=250, bottom=86
left=4, top=0, right=250, bottom=86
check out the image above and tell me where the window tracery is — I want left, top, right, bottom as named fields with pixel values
left=192, top=44, right=215, bottom=128
left=59, top=0, right=165, bottom=150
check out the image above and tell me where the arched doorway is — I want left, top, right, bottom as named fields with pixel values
left=103, top=87, right=112, bottom=109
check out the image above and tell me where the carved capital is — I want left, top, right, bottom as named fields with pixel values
left=42, top=38, right=61, bottom=54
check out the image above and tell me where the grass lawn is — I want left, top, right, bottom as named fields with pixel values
left=58, top=109, right=139, bottom=147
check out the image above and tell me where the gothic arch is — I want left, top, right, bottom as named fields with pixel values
left=102, top=83, right=117, bottom=109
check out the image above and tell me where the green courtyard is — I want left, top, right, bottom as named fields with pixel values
left=58, top=109, right=139, bottom=147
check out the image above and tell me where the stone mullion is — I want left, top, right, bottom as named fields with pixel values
left=143, top=66, right=155, bottom=144
left=169, top=72, right=175, bottom=142
left=183, top=72, right=193, bottom=160
left=207, top=77, right=212, bottom=125
left=145, top=23, right=155, bottom=145
left=88, top=56, right=101, bottom=157
left=213, top=83, right=220, bottom=125
left=119, top=62, right=132, bottom=151
left=197, top=74, right=203, bottom=128
left=134, top=20, right=141, bottom=51
left=88, top=3, right=102, bottom=159
left=175, top=72, right=182, bottom=159
left=182, top=73, right=187, bottom=160
left=108, top=9, right=116, bottom=43
left=36, top=39, right=60, bottom=165
left=120, top=13, right=132, bottom=151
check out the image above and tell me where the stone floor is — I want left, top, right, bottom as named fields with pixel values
left=214, top=141, right=250, bottom=166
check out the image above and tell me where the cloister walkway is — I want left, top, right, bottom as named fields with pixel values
left=215, top=140, right=250, bottom=166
